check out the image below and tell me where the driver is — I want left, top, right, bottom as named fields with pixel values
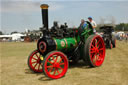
left=78, top=19, right=88, bottom=42
left=79, top=19, right=86, bottom=30
left=88, top=16, right=97, bottom=33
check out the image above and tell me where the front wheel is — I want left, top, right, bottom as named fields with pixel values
left=27, top=50, right=43, bottom=73
left=83, top=35, right=106, bottom=67
left=43, top=51, right=68, bottom=79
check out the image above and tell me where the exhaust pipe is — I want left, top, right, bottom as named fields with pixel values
left=40, top=4, right=49, bottom=30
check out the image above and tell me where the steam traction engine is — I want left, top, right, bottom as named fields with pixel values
left=100, top=26, right=116, bottom=49
left=27, top=4, right=106, bottom=79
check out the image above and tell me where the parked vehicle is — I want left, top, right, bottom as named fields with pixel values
left=99, top=26, right=116, bottom=49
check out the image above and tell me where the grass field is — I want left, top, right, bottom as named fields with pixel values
left=0, top=41, right=128, bottom=85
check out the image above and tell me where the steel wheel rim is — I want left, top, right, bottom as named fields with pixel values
left=29, top=50, right=43, bottom=72
left=44, top=52, right=68, bottom=79
left=89, top=35, right=105, bottom=66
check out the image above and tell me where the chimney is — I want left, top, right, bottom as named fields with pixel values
left=40, top=4, right=49, bottom=30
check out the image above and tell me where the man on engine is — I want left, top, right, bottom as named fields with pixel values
left=88, top=16, right=97, bottom=33
left=79, top=19, right=87, bottom=32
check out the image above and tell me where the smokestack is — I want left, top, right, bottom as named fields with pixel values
left=40, top=4, right=49, bottom=30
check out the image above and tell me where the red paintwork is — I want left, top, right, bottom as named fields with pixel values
left=89, top=35, right=105, bottom=66
left=44, top=51, right=68, bottom=79
left=29, top=50, right=43, bottom=72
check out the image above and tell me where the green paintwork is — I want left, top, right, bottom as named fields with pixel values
left=52, top=22, right=94, bottom=54
left=53, top=37, right=77, bottom=52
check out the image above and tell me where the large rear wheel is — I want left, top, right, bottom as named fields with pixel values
left=83, top=35, right=106, bottom=67
left=43, top=51, right=68, bottom=79
left=28, top=50, right=43, bottom=73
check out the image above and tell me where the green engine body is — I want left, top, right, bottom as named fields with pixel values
left=53, top=37, right=77, bottom=52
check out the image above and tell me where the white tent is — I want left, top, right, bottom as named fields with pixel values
left=11, top=33, right=25, bottom=41
left=0, top=33, right=25, bottom=41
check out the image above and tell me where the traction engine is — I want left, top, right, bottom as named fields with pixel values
left=27, top=4, right=106, bottom=79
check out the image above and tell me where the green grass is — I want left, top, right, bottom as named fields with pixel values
left=0, top=41, right=128, bottom=85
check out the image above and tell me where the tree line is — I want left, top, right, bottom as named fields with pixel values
left=115, top=23, right=128, bottom=31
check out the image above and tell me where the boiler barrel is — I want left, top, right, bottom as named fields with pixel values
left=53, top=38, right=78, bottom=52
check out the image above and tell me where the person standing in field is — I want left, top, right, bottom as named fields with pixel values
left=88, top=16, right=97, bottom=33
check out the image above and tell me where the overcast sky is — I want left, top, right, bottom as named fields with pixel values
left=0, top=0, right=128, bottom=34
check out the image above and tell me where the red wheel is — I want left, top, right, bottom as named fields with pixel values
left=43, top=51, right=68, bottom=79
left=28, top=50, right=43, bottom=73
left=84, top=35, right=105, bottom=67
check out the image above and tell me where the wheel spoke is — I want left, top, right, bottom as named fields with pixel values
left=47, top=65, right=53, bottom=68
left=32, top=57, right=37, bottom=60
left=58, top=58, right=63, bottom=63
left=38, top=64, right=41, bottom=70
left=51, top=56, right=55, bottom=62
left=90, top=50, right=95, bottom=54
left=48, top=67, right=53, bottom=73
left=34, top=63, right=38, bottom=68
left=58, top=66, right=63, bottom=70
left=97, top=45, right=100, bottom=49
left=35, top=53, right=39, bottom=58
left=59, top=63, right=64, bottom=65
left=96, top=39, right=101, bottom=46
left=56, top=68, right=60, bottom=74
left=32, top=61, right=37, bottom=64
left=53, top=68, right=57, bottom=76
left=91, top=47, right=95, bottom=51
left=48, top=60, right=53, bottom=64
left=99, top=48, right=104, bottom=51
left=91, top=44, right=96, bottom=49
left=55, top=56, right=58, bottom=63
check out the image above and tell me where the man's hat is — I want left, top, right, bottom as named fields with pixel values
left=88, top=16, right=92, bottom=19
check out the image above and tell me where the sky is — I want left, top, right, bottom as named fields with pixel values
left=0, top=0, right=128, bottom=34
